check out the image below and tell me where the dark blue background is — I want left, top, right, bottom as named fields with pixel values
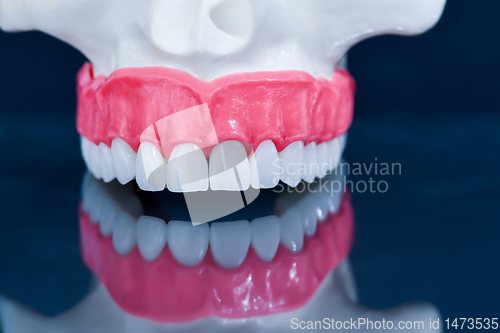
left=0, top=0, right=499, bottom=323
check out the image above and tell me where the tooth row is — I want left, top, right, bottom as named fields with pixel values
left=81, top=135, right=347, bottom=191
left=82, top=173, right=344, bottom=268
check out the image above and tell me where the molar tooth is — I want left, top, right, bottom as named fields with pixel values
left=209, top=141, right=251, bottom=191
left=250, top=140, right=280, bottom=189
left=111, top=138, right=137, bottom=185
left=302, top=142, right=318, bottom=183
left=316, top=142, right=329, bottom=179
left=166, top=143, right=209, bottom=192
left=136, top=142, right=166, bottom=191
left=279, top=207, right=304, bottom=252
left=99, top=143, right=115, bottom=183
left=251, top=216, right=280, bottom=262
left=167, top=221, right=209, bottom=266
left=112, top=211, right=137, bottom=256
left=210, top=220, right=251, bottom=268
left=137, top=216, right=168, bottom=261
left=279, top=141, right=304, bottom=187
left=81, top=137, right=102, bottom=179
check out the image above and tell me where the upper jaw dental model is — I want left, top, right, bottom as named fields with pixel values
left=1, top=0, right=446, bottom=327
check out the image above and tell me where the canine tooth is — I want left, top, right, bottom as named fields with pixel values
left=210, top=220, right=251, bottom=268
left=302, top=142, right=318, bottom=183
left=136, top=142, right=166, bottom=191
left=166, top=143, right=209, bottom=192
left=209, top=141, right=251, bottom=191
left=327, top=134, right=347, bottom=171
left=111, top=138, right=137, bottom=185
left=112, top=211, right=137, bottom=256
left=99, top=143, right=115, bottom=183
left=250, top=140, right=280, bottom=189
left=279, top=207, right=304, bottom=252
left=251, top=216, right=280, bottom=262
left=316, top=142, right=329, bottom=179
left=167, top=221, right=209, bottom=266
left=279, top=141, right=304, bottom=187
left=81, top=137, right=102, bottom=179
left=136, top=216, right=168, bottom=261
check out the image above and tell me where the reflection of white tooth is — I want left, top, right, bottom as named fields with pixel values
left=209, top=141, right=251, bottom=191
left=279, top=207, right=304, bottom=252
left=327, top=134, right=347, bottom=171
left=166, top=143, right=209, bottom=193
left=250, top=140, right=280, bottom=189
left=298, top=200, right=318, bottom=237
left=82, top=137, right=102, bottom=179
left=279, top=141, right=304, bottom=187
left=210, top=220, right=251, bottom=268
left=251, top=216, right=280, bottom=262
left=302, top=142, right=318, bottom=183
left=111, top=138, right=137, bottom=185
left=88, top=182, right=106, bottom=223
left=316, top=142, right=329, bottom=179
left=112, top=211, right=137, bottom=256
left=167, top=221, right=209, bottom=266
left=99, top=143, right=115, bottom=183
left=136, top=216, right=168, bottom=261
left=136, top=142, right=166, bottom=191
left=316, top=195, right=330, bottom=222
left=99, top=200, right=118, bottom=237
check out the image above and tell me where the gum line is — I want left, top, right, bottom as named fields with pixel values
left=76, top=64, right=355, bottom=157
left=80, top=192, right=354, bottom=323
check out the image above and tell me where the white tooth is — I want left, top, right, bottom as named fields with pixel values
left=279, top=207, right=304, bottom=252
left=251, top=216, right=280, bottom=262
left=298, top=200, right=318, bottom=237
left=209, top=141, right=251, bottom=191
left=302, top=142, right=318, bottom=183
left=279, top=141, right=304, bottom=187
left=136, top=216, right=168, bottom=261
left=327, top=134, right=347, bottom=171
left=111, top=138, right=137, bottom=185
left=327, top=168, right=345, bottom=214
left=112, top=211, right=137, bottom=256
left=81, top=137, right=102, bottom=179
left=99, top=143, right=115, bottom=183
left=210, top=220, right=251, bottom=268
left=167, top=221, right=209, bottom=266
left=136, top=142, right=166, bottom=191
left=250, top=140, right=280, bottom=189
left=166, top=143, right=209, bottom=192
left=316, top=142, right=329, bottom=179
left=80, top=137, right=92, bottom=173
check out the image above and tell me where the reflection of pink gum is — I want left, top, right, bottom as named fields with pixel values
left=77, top=63, right=355, bottom=158
left=79, top=192, right=354, bottom=323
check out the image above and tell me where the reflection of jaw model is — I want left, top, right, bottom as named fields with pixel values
left=0, top=260, right=441, bottom=333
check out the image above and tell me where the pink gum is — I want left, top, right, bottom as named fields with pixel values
left=76, top=63, right=355, bottom=158
left=80, top=192, right=354, bottom=323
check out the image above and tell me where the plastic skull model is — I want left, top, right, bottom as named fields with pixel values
left=1, top=0, right=446, bottom=79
